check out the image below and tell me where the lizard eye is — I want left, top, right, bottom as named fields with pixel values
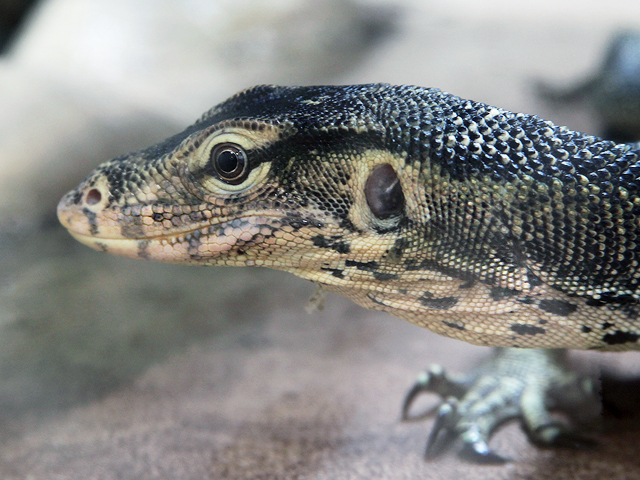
left=210, top=143, right=249, bottom=184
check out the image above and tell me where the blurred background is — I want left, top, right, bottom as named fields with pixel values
left=2, top=1, right=640, bottom=478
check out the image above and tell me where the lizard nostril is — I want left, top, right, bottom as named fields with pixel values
left=86, top=188, right=102, bottom=205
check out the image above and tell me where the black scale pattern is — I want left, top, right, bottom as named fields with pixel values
left=94, top=84, right=640, bottom=304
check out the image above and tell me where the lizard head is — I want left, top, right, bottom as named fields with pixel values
left=57, top=84, right=428, bottom=289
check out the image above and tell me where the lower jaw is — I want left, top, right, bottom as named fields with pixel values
left=67, top=229, right=243, bottom=264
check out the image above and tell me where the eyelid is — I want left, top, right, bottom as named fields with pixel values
left=202, top=131, right=258, bottom=156
left=187, top=130, right=271, bottom=195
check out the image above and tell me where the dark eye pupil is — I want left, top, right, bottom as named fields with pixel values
left=217, top=150, right=240, bottom=174
left=210, top=144, right=248, bottom=184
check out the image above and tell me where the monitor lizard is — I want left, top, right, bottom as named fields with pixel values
left=57, top=84, right=640, bottom=463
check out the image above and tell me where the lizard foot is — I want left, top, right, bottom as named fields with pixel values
left=402, top=348, right=600, bottom=463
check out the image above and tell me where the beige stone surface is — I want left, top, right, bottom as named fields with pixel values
left=11, top=0, right=396, bottom=122
left=3, top=0, right=640, bottom=478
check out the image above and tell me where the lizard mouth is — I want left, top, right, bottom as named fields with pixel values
left=57, top=191, right=326, bottom=264
left=62, top=223, right=266, bottom=264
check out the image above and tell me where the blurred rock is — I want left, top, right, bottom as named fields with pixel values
left=0, top=64, right=178, bottom=228
left=0, top=0, right=37, bottom=52
left=10, top=0, right=397, bottom=121
left=538, top=30, right=640, bottom=142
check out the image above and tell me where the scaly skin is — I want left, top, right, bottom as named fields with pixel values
left=58, top=84, right=640, bottom=461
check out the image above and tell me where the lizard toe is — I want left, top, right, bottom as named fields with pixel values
left=424, top=400, right=459, bottom=459
left=402, top=364, right=471, bottom=421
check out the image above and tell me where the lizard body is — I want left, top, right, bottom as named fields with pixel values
left=58, top=84, right=640, bottom=351
left=58, top=84, right=640, bottom=461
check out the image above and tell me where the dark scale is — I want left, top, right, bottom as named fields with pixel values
left=510, top=324, right=546, bottom=336
left=378, top=89, right=640, bottom=303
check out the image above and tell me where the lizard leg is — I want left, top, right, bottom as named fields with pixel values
left=402, top=348, right=600, bottom=463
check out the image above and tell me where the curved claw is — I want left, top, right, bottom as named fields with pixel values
left=425, top=401, right=458, bottom=459
left=549, top=431, right=598, bottom=450
left=459, top=439, right=509, bottom=464
left=425, top=403, right=510, bottom=463
left=530, top=423, right=598, bottom=450
left=459, top=422, right=510, bottom=464
left=402, top=381, right=432, bottom=421
left=402, top=365, right=470, bottom=421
